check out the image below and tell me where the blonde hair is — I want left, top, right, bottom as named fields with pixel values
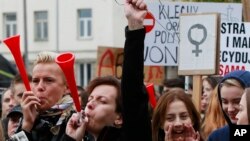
left=221, top=78, right=243, bottom=89
left=201, top=85, right=227, bottom=140
left=33, top=51, right=59, bottom=66
left=33, top=51, right=66, bottom=84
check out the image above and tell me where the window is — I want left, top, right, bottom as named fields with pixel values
left=3, top=13, right=17, bottom=38
left=34, top=11, right=48, bottom=41
left=78, top=9, right=92, bottom=39
left=79, top=63, right=92, bottom=87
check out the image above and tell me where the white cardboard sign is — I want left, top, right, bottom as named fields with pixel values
left=144, top=1, right=242, bottom=66
left=178, top=13, right=219, bottom=75
left=220, top=22, right=250, bottom=76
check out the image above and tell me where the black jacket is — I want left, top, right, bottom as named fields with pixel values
left=14, top=95, right=74, bottom=141
left=63, top=27, right=152, bottom=141
left=13, top=113, right=71, bottom=141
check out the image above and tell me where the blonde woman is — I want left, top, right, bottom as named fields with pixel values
left=207, top=70, right=250, bottom=141
left=201, top=85, right=227, bottom=140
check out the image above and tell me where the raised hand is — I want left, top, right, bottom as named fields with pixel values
left=165, top=124, right=174, bottom=141
left=183, top=124, right=200, bottom=141
left=124, top=0, right=147, bottom=30
left=164, top=123, right=200, bottom=141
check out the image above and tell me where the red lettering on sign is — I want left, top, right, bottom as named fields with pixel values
left=145, top=66, right=163, bottom=82
left=219, top=64, right=246, bottom=76
left=98, top=49, right=115, bottom=76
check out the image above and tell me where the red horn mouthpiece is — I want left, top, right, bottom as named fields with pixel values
left=146, top=83, right=157, bottom=109
left=3, top=35, right=31, bottom=91
left=55, top=52, right=81, bottom=112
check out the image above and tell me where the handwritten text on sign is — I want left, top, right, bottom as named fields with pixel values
left=96, top=46, right=165, bottom=85
left=144, top=1, right=242, bottom=66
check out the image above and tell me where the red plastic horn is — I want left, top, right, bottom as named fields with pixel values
left=3, top=35, right=31, bottom=91
left=55, top=52, right=81, bottom=112
left=146, top=83, right=157, bottom=109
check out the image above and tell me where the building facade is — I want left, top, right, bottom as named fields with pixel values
left=0, top=0, right=127, bottom=87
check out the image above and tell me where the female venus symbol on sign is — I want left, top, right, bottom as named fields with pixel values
left=188, top=24, right=207, bottom=57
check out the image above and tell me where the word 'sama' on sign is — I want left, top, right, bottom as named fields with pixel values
left=96, top=46, right=165, bottom=85
left=178, top=13, right=220, bottom=76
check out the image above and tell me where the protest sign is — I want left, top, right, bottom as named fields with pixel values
left=178, top=13, right=220, bottom=75
left=144, top=1, right=242, bottom=66
left=96, top=46, right=165, bottom=85
left=220, top=22, right=250, bottom=76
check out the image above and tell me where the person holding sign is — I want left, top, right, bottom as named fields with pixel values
left=207, top=70, right=250, bottom=141
left=62, top=0, right=152, bottom=141
left=13, top=51, right=75, bottom=141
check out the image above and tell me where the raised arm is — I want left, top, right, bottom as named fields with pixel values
left=122, top=0, right=152, bottom=141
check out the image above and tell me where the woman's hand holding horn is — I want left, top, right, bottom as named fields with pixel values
left=21, top=91, right=41, bottom=132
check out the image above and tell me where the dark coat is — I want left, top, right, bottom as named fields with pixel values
left=207, top=125, right=230, bottom=141
left=16, top=112, right=73, bottom=141
left=14, top=95, right=74, bottom=141
left=63, top=27, right=152, bottom=141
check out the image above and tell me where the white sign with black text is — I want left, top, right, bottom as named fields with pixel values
left=144, top=1, right=242, bottom=66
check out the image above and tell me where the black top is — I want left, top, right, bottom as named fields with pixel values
left=63, top=27, right=152, bottom=141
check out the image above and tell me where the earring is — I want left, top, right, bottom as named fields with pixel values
left=113, top=121, right=122, bottom=128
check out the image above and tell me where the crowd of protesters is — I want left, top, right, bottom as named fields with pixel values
left=0, top=0, right=250, bottom=141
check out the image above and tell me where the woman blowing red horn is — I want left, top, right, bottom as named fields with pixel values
left=11, top=51, right=75, bottom=141
left=62, top=0, right=152, bottom=141
left=4, top=35, right=82, bottom=141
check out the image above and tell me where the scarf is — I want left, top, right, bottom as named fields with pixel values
left=38, top=94, right=74, bottom=135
